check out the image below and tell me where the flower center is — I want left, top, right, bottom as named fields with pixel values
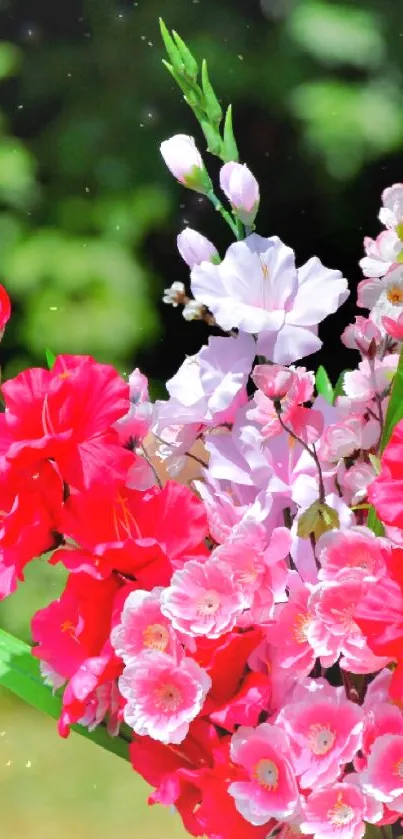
left=394, top=758, right=403, bottom=778
left=293, top=612, right=311, bottom=644
left=387, top=285, right=403, bottom=305
left=197, top=590, right=221, bottom=616
left=347, top=546, right=372, bottom=570
left=308, top=723, right=336, bottom=756
left=143, top=623, right=170, bottom=652
left=328, top=796, right=355, bottom=827
left=153, top=682, right=183, bottom=712
left=254, top=758, right=279, bottom=790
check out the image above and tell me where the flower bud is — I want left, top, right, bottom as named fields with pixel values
left=160, top=135, right=212, bottom=194
left=252, top=364, right=295, bottom=400
left=382, top=312, right=403, bottom=341
left=177, top=228, right=219, bottom=269
left=219, top=161, right=260, bottom=225
left=341, top=316, right=381, bottom=357
left=162, top=281, right=187, bottom=308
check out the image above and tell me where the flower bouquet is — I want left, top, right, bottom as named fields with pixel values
left=2, top=21, right=403, bottom=839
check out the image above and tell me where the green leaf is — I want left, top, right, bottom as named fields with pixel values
left=332, top=369, right=351, bottom=403
left=45, top=347, right=56, bottom=369
left=367, top=343, right=403, bottom=536
left=159, top=19, right=184, bottom=75
left=200, top=120, right=223, bottom=157
left=0, top=628, right=130, bottom=761
left=0, top=42, right=20, bottom=80
left=315, top=365, right=334, bottom=404
left=222, top=105, right=239, bottom=162
left=172, top=30, right=199, bottom=82
left=201, top=60, right=223, bottom=127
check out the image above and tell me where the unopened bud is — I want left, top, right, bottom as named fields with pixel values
left=341, top=316, right=381, bottom=357
left=252, top=363, right=295, bottom=400
left=160, top=135, right=212, bottom=194
left=177, top=228, right=219, bottom=268
left=219, top=161, right=260, bottom=226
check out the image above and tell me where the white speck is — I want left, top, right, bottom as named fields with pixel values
left=82, top=244, right=87, bottom=248
left=49, top=306, right=58, bottom=311
left=67, top=72, right=72, bottom=78
left=17, top=104, right=24, bottom=110
left=238, top=55, right=244, bottom=61
left=85, top=186, right=90, bottom=193
left=140, top=35, right=146, bottom=40
left=139, top=123, right=144, bottom=128
left=0, top=731, right=5, bottom=737
left=25, top=760, right=32, bottom=769
left=117, top=13, right=123, bottom=18
left=6, top=760, right=11, bottom=767
left=148, top=41, right=153, bottom=46
left=116, top=225, right=121, bottom=231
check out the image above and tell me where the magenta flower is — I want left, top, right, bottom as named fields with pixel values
left=361, top=733, right=403, bottom=812
left=300, top=782, right=382, bottom=839
left=111, top=588, right=178, bottom=664
left=228, top=724, right=300, bottom=824
left=191, top=234, right=348, bottom=363
left=119, top=649, right=211, bottom=744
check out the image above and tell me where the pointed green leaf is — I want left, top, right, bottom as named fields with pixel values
left=222, top=105, right=239, bottom=162
left=332, top=369, right=351, bottom=403
left=201, top=60, right=222, bottom=127
left=172, top=30, right=199, bottom=82
left=0, top=628, right=130, bottom=761
left=315, top=365, right=334, bottom=404
left=159, top=19, right=184, bottom=74
left=45, top=348, right=56, bottom=369
left=200, top=120, right=222, bottom=156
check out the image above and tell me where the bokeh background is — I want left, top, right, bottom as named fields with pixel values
left=0, top=0, right=402, bottom=835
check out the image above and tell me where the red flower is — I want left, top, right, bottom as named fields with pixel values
left=1, top=354, right=133, bottom=490
left=0, top=284, right=11, bottom=336
left=368, top=421, right=403, bottom=529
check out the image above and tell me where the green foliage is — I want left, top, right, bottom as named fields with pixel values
left=315, top=365, right=334, bottom=404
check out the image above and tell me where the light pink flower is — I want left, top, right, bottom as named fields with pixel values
left=341, top=462, right=376, bottom=506
left=359, top=231, right=401, bottom=278
left=379, top=183, right=403, bottom=229
left=228, top=724, right=300, bottom=824
left=248, top=365, right=320, bottom=442
left=320, top=415, right=379, bottom=462
left=160, top=557, right=245, bottom=638
left=300, top=782, right=382, bottom=839
left=357, top=265, right=403, bottom=331
left=341, top=316, right=382, bottom=355
left=111, top=588, right=178, bottom=664
left=220, top=162, right=260, bottom=225
left=316, top=526, right=389, bottom=582
left=278, top=679, right=364, bottom=789
left=160, top=134, right=211, bottom=193
left=341, top=355, right=398, bottom=405
left=177, top=227, right=219, bottom=268
left=119, top=649, right=211, bottom=743
left=252, top=363, right=297, bottom=400
left=191, top=233, right=349, bottom=364
left=361, top=733, right=403, bottom=811
left=307, top=576, right=391, bottom=673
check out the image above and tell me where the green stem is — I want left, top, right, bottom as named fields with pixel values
left=207, top=190, right=240, bottom=238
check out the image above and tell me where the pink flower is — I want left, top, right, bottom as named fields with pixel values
left=382, top=311, right=403, bottom=341
left=316, top=527, right=389, bottom=582
left=379, top=183, right=403, bottom=230
left=359, top=231, right=401, bottom=278
left=119, top=650, right=211, bottom=743
left=266, top=580, right=316, bottom=678
left=160, top=557, right=245, bottom=638
left=228, top=724, right=300, bottom=824
left=191, top=234, right=349, bottom=364
left=278, top=679, right=364, bottom=789
left=111, top=588, right=178, bottom=664
left=357, top=265, right=403, bottom=331
left=341, top=316, right=382, bottom=356
left=300, top=782, right=382, bottom=839
left=307, top=576, right=391, bottom=673
left=252, top=363, right=297, bottom=400
left=160, top=134, right=211, bottom=193
left=341, top=462, right=376, bottom=506
left=341, top=355, right=398, bottom=405
left=320, top=415, right=379, bottom=462
left=177, top=227, right=219, bottom=268
left=248, top=365, right=321, bottom=443
left=361, top=733, right=403, bottom=811
left=220, top=162, right=260, bottom=226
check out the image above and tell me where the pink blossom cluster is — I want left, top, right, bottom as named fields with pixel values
left=3, top=130, right=403, bottom=839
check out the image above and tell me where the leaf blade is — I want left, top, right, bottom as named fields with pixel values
left=315, top=365, right=334, bottom=404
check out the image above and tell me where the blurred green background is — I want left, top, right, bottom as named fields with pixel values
left=0, top=0, right=403, bottom=835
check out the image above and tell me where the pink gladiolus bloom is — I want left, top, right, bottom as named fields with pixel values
left=278, top=679, right=364, bottom=788
left=300, top=782, right=382, bottom=839
left=119, top=649, right=211, bottom=744
left=191, top=233, right=349, bottom=364
left=341, top=316, right=382, bottom=356
left=177, top=227, right=219, bottom=268
left=160, top=557, right=246, bottom=638
left=228, top=724, right=300, bottom=824
left=361, top=733, right=403, bottom=812
left=359, top=231, right=401, bottom=278
left=111, top=588, right=179, bottom=664
left=220, top=162, right=260, bottom=226
left=160, top=134, right=210, bottom=193
left=316, top=527, right=389, bottom=582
